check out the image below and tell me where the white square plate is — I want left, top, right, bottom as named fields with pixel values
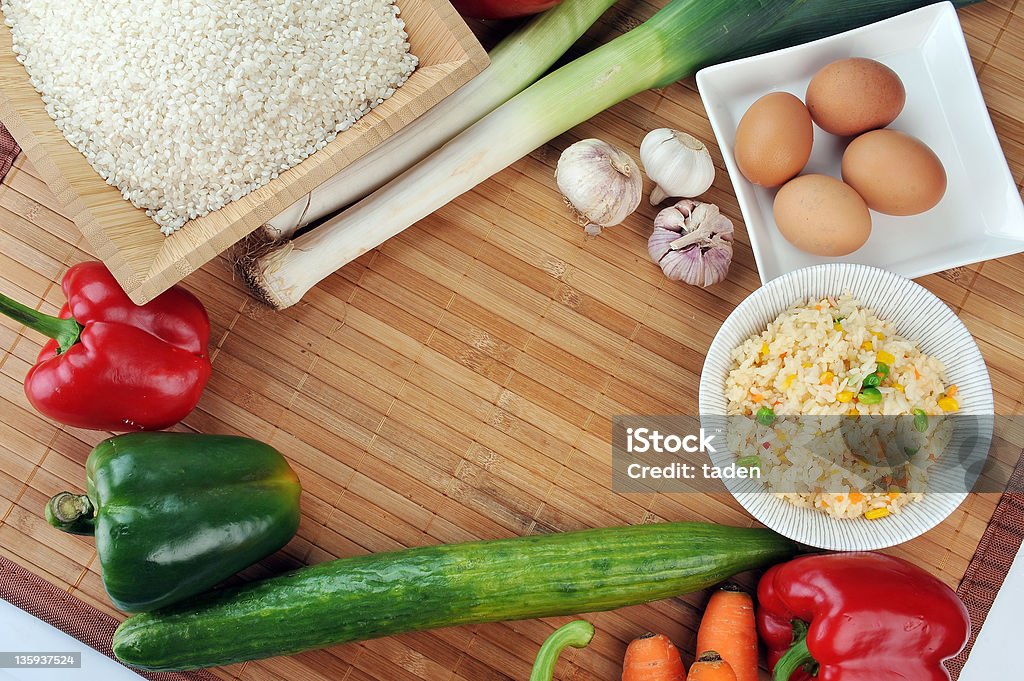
left=696, top=1, right=1024, bottom=283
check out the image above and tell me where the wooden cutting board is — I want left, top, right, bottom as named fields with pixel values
left=1, top=2, right=1022, bottom=680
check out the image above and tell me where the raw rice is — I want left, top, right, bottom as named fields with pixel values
left=2, top=0, right=418, bottom=234
left=725, top=293, right=960, bottom=519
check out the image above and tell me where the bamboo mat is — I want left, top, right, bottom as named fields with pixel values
left=1, top=2, right=1023, bottom=680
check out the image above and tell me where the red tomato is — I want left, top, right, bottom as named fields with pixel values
left=450, top=0, right=564, bottom=20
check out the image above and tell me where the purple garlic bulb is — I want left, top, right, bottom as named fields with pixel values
left=648, top=199, right=734, bottom=287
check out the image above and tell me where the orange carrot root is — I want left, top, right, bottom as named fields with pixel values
left=622, top=632, right=687, bottom=681
left=695, top=586, right=757, bottom=681
left=688, top=651, right=738, bottom=681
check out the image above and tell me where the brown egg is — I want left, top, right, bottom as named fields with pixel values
left=734, top=92, right=813, bottom=187
left=773, top=174, right=872, bottom=256
left=805, top=58, right=905, bottom=137
left=841, top=129, right=947, bottom=216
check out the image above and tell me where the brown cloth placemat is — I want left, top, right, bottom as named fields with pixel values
left=0, top=122, right=20, bottom=181
left=948, top=454, right=1024, bottom=679
left=0, top=555, right=219, bottom=681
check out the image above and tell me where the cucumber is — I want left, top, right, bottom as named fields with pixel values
left=113, top=522, right=794, bottom=670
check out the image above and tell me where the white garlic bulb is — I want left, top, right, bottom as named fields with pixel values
left=639, top=129, right=715, bottom=205
left=648, top=199, right=734, bottom=287
left=555, top=139, right=643, bottom=236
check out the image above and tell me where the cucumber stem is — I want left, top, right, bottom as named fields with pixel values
left=529, top=620, right=595, bottom=681
left=45, top=493, right=96, bottom=535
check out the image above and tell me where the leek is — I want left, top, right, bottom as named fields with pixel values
left=243, top=0, right=981, bottom=309
left=259, top=0, right=618, bottom=241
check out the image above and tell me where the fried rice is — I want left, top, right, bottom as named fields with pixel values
left=724, top=293, right=960, bottom=519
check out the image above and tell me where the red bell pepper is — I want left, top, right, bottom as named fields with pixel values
left=757, top=553, right=969, bottom=681
left=450, top=0, right=564, bottom=20
left=0, top=262, right=211, bottom=431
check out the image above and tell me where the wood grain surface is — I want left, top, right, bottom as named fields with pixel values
left=1, top=1, right=1023, bottom=680
left=0, top=0, right=488, bottom=305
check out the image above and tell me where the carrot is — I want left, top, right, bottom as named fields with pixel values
left=687, top=652, right=737, bottom=681
left=695, top=586, right=757, bottom=681
left=622, top=632, right=686, bottom=681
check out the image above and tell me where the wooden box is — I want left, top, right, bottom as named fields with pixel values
left=0, top=0, right=487, bottom=303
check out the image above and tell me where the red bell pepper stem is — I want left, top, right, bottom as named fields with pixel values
left=0, top=290, right=81, bottom=353
left=773, top=620, right=817, bottom=681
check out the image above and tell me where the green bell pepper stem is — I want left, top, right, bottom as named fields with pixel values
left=0, top=291, right=81, bottom=353
left=529, top=620, right=595, bottom=681
left=773, top=619, right=817, bottom=681
left=45, top=492, right=96, bottom=535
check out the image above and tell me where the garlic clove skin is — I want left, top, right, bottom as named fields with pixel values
left=556, top=139, right=643, bottom=235
left=648, top=199, right=734, bottom=287
left=640, top=129, right=715, bottom=205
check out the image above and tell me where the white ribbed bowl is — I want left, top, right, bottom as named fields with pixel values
left=699, top=263, right=993, bottom=550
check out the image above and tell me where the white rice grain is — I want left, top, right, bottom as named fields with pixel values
left=2, top=0, right=418, bottom=234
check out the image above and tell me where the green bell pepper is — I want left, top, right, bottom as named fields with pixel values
left=45, top=432, right=301, bottom=613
